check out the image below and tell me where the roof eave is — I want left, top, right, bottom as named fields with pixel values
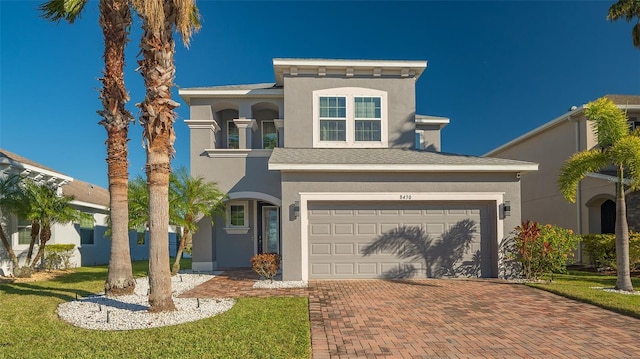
left=268, top=163, right=539, bottom=173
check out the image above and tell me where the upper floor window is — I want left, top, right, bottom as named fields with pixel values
left=227, top=121, right=239, bottom=149
left=262, top=121, right=278, bottom=149
left=313, top=88, right=387, bottom=148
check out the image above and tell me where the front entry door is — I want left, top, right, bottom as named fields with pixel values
left=257, top=202, right=279, bottom=254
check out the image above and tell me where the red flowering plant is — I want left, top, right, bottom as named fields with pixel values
left=510, top=221, right=579, bottom=281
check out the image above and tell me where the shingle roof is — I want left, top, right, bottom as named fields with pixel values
left=0, top=148, right=109, bottom=207
left=269, top=148, right=537, bottom=172
left=63, top=179, right=110, bottom=208
left=604, top=94, right=640, bottom=105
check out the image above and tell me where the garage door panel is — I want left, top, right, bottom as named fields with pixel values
left=334, top=243, right=355, bottom=255
left=310, top=223, right=331, bottom=235
left=311, top=263, right=331, bottom=276
left=308, top=201, right=493, bottom=279
left=335, top=263, right=354, bottom=275
left=334, top=223, right=354, bottom=235
left=310, top=243, right=331, bottom=255
left=357, top=263, right=377, bottom=275
left=357, top=223, right=377, bottom=235
left=380, top=223, right=399, bottom=233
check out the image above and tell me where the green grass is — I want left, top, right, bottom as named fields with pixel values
left=528, top=270, right=640, bottom=319
left=0, top=260, right=311, bottom=359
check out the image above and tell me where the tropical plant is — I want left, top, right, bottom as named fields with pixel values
left=131, top=0, right=201, bottom=312
left=2, top=178, right=89, bottom=270
left=608, top=0, right=640, bottom=49
left=510, top=221, right=579, bottom=280
left=559, top=97, right=640, bottom=291
left=39, top=0, right=136, bottom=296
left=170, top=167, right=225, bottom=275
left=127, top=176, right=149, bottom=233
left=0, top=174, right=21, bottom=269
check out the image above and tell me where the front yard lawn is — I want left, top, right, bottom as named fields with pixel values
left=0, top=260, right=310, bottom=359
left=528, top=270, right=640, bottom=319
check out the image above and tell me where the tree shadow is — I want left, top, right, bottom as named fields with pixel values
left=362, top=219, right=480, bottom=279
left=497, top=234, right=522, bottom=280
left=0, top=281, right=95, bottom=302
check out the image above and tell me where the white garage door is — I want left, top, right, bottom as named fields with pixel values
left=308, top=201, right=494, bottom=279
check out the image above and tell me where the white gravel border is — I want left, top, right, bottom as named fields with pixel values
left=57, top=273, right=235, bottom=331
left=590, top=286, right=640, bottom=295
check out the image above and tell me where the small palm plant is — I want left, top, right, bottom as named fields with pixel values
left=559, top=97, right=640, bottom=291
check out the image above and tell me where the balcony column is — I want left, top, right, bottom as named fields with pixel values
left=185, top=119, right=220, bottom=148
left=274, top=119, right=285, bottom=148
left=233, top=118, right=257, bottom=149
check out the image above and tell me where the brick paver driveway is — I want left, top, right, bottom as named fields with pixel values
left=309, top=279, right=640, bottom=358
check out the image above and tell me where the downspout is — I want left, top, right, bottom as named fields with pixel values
left=573, top=114, right=583, bottom=263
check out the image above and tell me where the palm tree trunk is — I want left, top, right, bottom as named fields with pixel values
left=25, top=220, right=39, bottom=267
left=171, top=227, right=188, bottom=275
left=137, top=0, right=181, bottom=312
left=31, top=223, right=51, bottom=269
left=615, top=167, right=634, bottom=291
left=100, top=0, right=135, bottom=297
left=0, top=223, right=18, bottom=269
left=147, top=144, right=175, bottom=312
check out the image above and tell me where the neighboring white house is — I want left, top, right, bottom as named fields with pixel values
left=0, top=148, right=176, bottom=275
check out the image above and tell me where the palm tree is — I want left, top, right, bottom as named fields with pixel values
left=559, top=97, right=640, bottom=292
left=24, top=181, right=91, bottom=268
left=3, top=178, right=89, bottom=269
left=170, top=167, right=225, bottom=275
left=0, top=174, right=22, bottom=269
left=39, top=0, right=136, bottom=295
left=608, top=0, right=640, bottom=49
left=131, top=0, right=201, bottom=312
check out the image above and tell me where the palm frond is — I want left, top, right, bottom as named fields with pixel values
left=584, top=97, right=629, bottom=148
left=558, top=149, right=608, bottom=202
left=39, top=0, right=88, bottom=24
left=607, top=0, right=640, bottom=22
left=607, top=0, right=640, bottom=49
left=610, top=136, right=640, bottom=190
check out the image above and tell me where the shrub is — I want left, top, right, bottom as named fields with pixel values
left=251, top=253, right=281, bottom=282
left=581, top=233, right=640, bottom=270
left=509, top=221, right=579, bottom=280
left=44, top=244, right=75, bottom=271
left=13, top=266, right=34, bottom=278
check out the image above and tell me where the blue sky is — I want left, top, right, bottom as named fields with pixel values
left=1, top=1, right=639, bottom=189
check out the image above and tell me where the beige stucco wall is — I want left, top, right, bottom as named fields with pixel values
left=489, top=115, right=602, bottom=234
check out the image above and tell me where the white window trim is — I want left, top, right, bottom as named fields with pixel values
left=313, top=87, right=388, bottom=148
left=261, top=120, right=277, bottom=149
left=224, top=200, right=250, bottom=234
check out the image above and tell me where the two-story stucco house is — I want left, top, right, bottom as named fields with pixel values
left=180, top=58, right=537, bottom=281
left=485, top=95, right=640, bottom=262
